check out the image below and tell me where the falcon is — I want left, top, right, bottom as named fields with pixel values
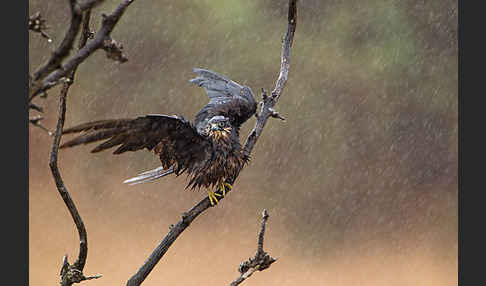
left=60, top=68, right=257, bottom=205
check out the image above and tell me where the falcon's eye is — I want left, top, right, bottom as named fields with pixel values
left=218, top=122, right=225, bottom=128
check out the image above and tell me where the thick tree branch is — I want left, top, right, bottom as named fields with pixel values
left=29, top=0, right=135, bottom=103
left=125, top=1, right=297, bottom=285
left=229, top=209, right=276, bottom=286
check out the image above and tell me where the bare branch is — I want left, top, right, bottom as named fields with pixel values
left=51, top=77, right=92, bottom=286
left=126, top=1, right=298, bottom=285
left=29, top=115, right=53, bottom=135
left=29, top=0, right=136, bottom=102
left=59, top=255, right=103, bottom=286
left=125, top=200, right=209, bottom=286
left=31, top=0, right=83, bottom=83
left=29, top=11, right=52, bottom=42
left=47, top=10, right=102, bottom=286
left=77, top=9, right=93, bottom=50
left=242, top=0, right=297, bottom=158
left=229, top=209, right=276, bottom=286
left=257, top=209, right=270, bottom=254
left=29, top=102, right=44, bottom=112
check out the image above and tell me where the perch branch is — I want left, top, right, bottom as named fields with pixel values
left=229, top=209, right=276, bottom=286
left=125, top=1, right=297, bottom=285
left=29, top=0, right=135, bottom=103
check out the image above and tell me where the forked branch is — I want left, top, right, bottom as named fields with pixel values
left=229, top=210, right=276, bottom=286
left=31, top=0, right=82, bottom=83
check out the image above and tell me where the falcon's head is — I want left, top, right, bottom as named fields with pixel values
left=205, top=116, right=232, bottom=139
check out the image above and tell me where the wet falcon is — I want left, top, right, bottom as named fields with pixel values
left=60, top=68, right=257, bottom=205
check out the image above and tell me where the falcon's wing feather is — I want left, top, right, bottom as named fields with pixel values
left=60, top=114, right=212, bottom=174
left=190, top=68, right=257, bottom=127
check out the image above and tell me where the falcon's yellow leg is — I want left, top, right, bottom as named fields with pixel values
left=207, top=188, right=221, bottom=206
left=218, top=182, right=233, bottom=196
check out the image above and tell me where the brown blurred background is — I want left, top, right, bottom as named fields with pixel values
left=29, top=0, right=458, bottom=285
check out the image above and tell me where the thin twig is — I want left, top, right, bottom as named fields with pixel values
left=125, top=1, right=298, bottom=285
left=229, top=209, right=276, bottom=286
left=257, top=209, right=270, bottom=254
left=29, top=102, right=44, bottom=112
left=30, top=115, right=53, bottom=136
left=29, top=11, right=52, bottom=42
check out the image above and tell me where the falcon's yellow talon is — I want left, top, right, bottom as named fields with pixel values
left=220, top=182, right=232, bottom=196
left=208, top=182, right=232, bottom=205
left=207, top=189, right=219, bottom=206
left=220, top=185, right=226, bottom=196
left=218, top=182, right=230, bottom=196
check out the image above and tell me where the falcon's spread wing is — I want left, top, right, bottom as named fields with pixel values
left=60, top=114, right=212, bottom=176
left=60, top=68, right=255, bottom=192
left=190, top=68, right=257, bottom=130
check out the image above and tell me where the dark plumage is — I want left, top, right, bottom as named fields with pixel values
left=60, top=68, right=257, bottom=204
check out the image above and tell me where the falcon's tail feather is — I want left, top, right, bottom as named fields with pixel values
left=123, top=166, right=174, bottom=185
